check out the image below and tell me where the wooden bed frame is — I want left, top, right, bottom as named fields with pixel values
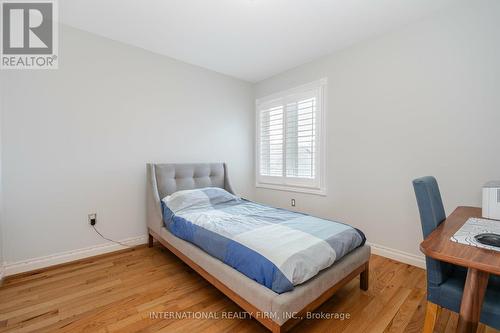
left=148, top=229, right=369, bottom=333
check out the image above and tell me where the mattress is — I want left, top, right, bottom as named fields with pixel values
left=157, top=226, right=370, bottom=326
left=161, top=187, right=366, bottom=293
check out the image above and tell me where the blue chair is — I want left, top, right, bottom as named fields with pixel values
left=412, top=176, right=500, bottom=332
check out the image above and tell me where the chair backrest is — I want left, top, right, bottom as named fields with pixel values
left=412, top=176, right=451, bottom=286
left=412, top=176, right=446, bottom=238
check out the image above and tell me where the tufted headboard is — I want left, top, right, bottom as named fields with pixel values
left=146, top=163, right=234, bottom=234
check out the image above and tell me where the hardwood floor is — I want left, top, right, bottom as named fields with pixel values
left=0, top=245, right=498, bottom=333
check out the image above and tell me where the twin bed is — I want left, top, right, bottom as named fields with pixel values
left=147, top=163, right=371, bottom=332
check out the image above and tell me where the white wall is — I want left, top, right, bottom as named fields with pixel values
left=1, top=26, right=254, bottom=272
left=0, top=74, right=4, bottom=280
left=2, top=1, right=499, bottom=274
left=254, top=0, right=500, bottom=262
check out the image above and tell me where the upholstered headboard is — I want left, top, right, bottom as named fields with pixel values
left=146, top=163, right=234, bottom=234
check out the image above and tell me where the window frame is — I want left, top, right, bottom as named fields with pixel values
left=255, top=78, right=327, bottom=195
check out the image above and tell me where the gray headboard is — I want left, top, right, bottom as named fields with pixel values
left=146, top=163, right=234, bottom=234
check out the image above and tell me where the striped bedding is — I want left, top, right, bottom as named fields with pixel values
left=161, top=188, right=365, bottom=294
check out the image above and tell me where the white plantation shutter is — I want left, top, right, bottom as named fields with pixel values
left=256, top=79, right=326, bottom=194
left=285, top=97, right=316, bottom=179
left=259, top=105, right=283, bottom=177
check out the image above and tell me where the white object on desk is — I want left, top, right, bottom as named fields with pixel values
left=482, top=180, right=500, bottom=220
left=451, top=217, right=500, bottom=252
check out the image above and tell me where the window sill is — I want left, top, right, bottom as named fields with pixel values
left=255, top=183, right=326, bottom=196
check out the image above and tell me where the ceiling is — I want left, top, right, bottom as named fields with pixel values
left=60, top=0, right=458, bottom=82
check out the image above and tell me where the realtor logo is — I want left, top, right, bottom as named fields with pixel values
left=1, top=0, right=58, bottom=69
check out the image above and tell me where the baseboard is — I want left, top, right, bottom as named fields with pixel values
left=367, top=242, right=426, bottom=269
left=0, top=265, right=5, bottom=284
left=2, top=236, right=425, bottom=277
left=3, top=235, right=148, bottom=276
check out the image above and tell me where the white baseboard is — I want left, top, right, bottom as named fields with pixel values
left=367, top=242, right=426, bottom=269
left=2, top=236, right=425, bottom=277
left=4, top=235, right=148, bottom=277
left=0, top=265, right=5, bottom=283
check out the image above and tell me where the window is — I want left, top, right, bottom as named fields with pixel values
left=256, top=78, right=326, bottom=195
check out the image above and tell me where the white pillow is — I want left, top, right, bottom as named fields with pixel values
left=163, top=187, right=238, bottom=213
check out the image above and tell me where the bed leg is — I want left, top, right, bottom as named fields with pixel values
left=271, top=324, right=283, bottom=333
left=360, top=262, right=369, bottom=291
left=148, top=233, right=154, bottom=248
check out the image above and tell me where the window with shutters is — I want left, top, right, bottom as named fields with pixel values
left=256, top=78, right=326, bottom=195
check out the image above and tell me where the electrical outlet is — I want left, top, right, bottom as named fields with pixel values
left=88, top=213, right=97, bottom=226
left=291, top=199, right=296, bottom=207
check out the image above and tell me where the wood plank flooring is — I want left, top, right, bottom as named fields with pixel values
left=0, top=245, right=498, bottom=333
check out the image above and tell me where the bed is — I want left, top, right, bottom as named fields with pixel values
left=147, top=162, right=370, bottom=333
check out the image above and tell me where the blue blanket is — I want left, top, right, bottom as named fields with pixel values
left=162, top=188, right=365, bottom=294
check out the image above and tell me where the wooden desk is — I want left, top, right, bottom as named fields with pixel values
left=420, top=206, right=500, bottom=333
